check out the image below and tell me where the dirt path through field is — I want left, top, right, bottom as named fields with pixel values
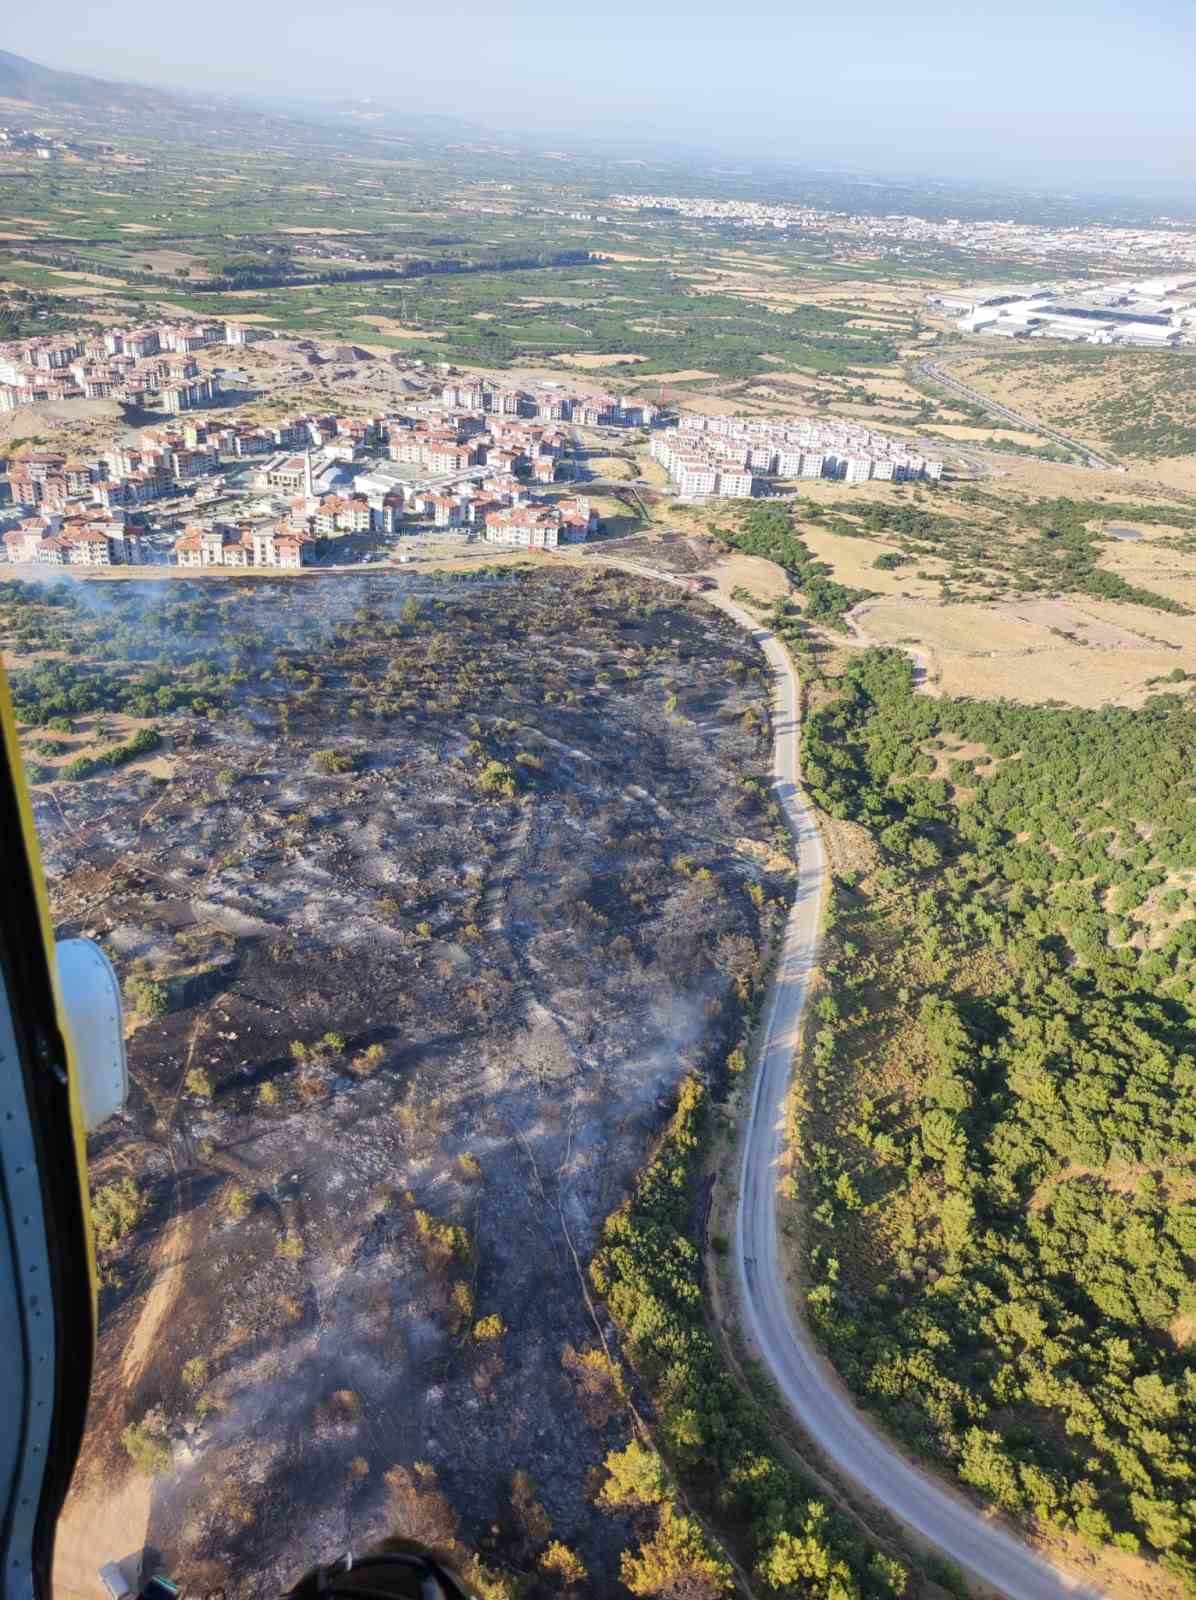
left=845, top=600, right=939, bottom=691
left=54, top=1201, right=195, bottom=1598
left=121, top=1206, right=194, bottom=1390
left=55, top=1474, right=153, bottom=1600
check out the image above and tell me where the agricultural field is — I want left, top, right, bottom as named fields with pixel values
left=0, top=121, right=999, bottom=414
left=3, top=569, right=791, bottom=1597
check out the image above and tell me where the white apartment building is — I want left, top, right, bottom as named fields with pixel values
left=663, top=410, right=942, bottom=486
left=674, top=460, right=718, bottom=497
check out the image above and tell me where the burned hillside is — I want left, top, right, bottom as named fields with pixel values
left=2, top=569, right=789, bottom=1596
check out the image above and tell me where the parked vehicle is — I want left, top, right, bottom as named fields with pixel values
left=98, top=1563, right=132, bottom=1600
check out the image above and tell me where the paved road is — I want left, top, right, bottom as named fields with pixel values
left=706, top=594, right=1106, bottom=1600
left=916, top=354, right=1119, bottom=471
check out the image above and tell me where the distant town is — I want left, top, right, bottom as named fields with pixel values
left=612, top=192, right=1196, bottom=271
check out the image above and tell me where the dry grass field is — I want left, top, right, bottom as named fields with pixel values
left=950, top=347, right=1196, bottom=487
left=929, top=424, right=1045, bottom=446
left=797, top=526, right=950, bottom=596
left=707, top=549, right=793, bottom=603
left=585, top=454, right=634, bottom=479
left=356, top=315, right=445, bottom=338
left=853, top=588, right=1196, bottom=706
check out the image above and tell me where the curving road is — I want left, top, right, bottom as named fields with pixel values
left=718, top=595, right=1106, bottom=1600
left=917, top=354, right=1119, bottom=471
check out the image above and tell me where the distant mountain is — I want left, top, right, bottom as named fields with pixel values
left=0, top=48, right=179, bottom=112
left=244, top=92, right=518, bottom=148
left=0, top=48, right=509, bottom=153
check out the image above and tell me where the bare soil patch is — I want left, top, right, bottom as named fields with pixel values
left=552, top=352, right=647, bottom=369
left=355, top=315, right=445, bottom=338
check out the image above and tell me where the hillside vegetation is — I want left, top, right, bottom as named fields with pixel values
left=801, top=651, right=1196, bottom=1583
left=952, top=348, right=1196, bottom=463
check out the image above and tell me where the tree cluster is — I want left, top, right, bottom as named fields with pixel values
left=801, top=648, right=1196, bottom=1580
left=593, top=1077, right=913, bottom=1599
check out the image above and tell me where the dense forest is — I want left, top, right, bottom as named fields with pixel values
left=6, top=242, right=600, bottom=293
left=800, top=649, right=1196, bottom=1582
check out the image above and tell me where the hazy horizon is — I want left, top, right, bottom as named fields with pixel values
left=5, top=0, right=1196, bottom=199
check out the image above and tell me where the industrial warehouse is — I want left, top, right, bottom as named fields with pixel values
left=929, top=273, right=1196, bottom=345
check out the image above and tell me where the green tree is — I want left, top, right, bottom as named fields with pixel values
left=599, top=1440, right=669, bottom=1508
left=126, top=976, right=168, bottom=1017
left=620, top=1506, right=733, bottom=1598
left=91, top=1178, right=144, bottom=1251
left=121, top=1418, right=172, bottom=1475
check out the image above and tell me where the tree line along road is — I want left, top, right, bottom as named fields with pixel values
left=589, top=556, right=1104, bottom=1595
left=720, top=589, right=1107, bottom=1600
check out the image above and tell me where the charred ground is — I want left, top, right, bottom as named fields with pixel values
left=2, top=568, right=788, bottom=1595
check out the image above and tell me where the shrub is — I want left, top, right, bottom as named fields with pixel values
left=91, top=1177, right=145, bottom=1252
left=413, top=1208, right=472, bottom=1269
left=224, top=1184, right=251, bottom=1218
left=121, top=1418, right=172, bottom=1476
left=181, top=1356, right=208, bottom=1390
left=472, top=1313, right=506, bottom=1342
left=457, top=1152, right=482, bottom=1180
left=185, top=1067, right=213, bottom=1098
left=330, top=1387, right=361, bottom=1419
left=598, top=1440, right=669, bottom=1508
left=620, top=1505, right=733, bottom=1598
left=476, top=759, right=517, bottom=799
left=126, top=975, right=168, bottom=1017
left=561, top=1344, right=626, bottom=1429
left=349, top=1043, right=385, bottom=1078
left=314, top=748, right=356, bottom=774
left=511, top=1468, right=551, bottom=1545
left=276, top=1232, right=304, bottom=1260
left=539, top=1543, right=587, bottom=1589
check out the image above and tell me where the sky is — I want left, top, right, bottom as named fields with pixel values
left=6, top=0, right=1196, bottom=193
